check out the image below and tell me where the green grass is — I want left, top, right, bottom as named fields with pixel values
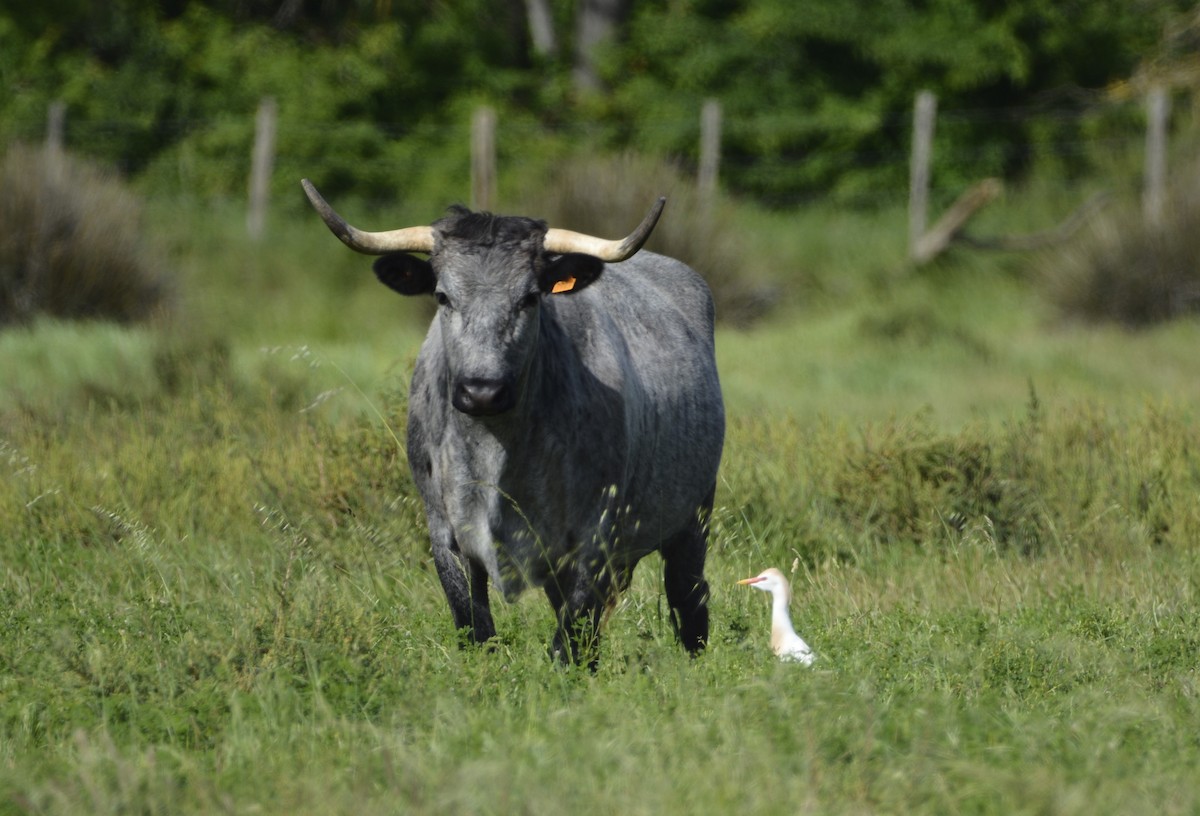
left=719, top=269, right=1200, bottom=425
left=3, top=190, right=1200, bottom=814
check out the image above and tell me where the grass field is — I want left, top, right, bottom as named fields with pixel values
left=3, top=192, right=1200, bottom=814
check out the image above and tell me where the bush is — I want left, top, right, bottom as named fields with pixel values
left=0, top=143, right=173, bottom=326
left=1045, top=166, right=1200, bottom=326
left=511, top=152, right=778, bottom=326
left=829, top=422, right=1048, bottom=553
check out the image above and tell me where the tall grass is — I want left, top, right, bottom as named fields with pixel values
left=3, top=378, right=1200, bottom=814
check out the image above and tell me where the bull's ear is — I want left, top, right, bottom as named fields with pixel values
left=540, top=253, right=604, bottom=295
left=373, top=253, right=435, bottom=296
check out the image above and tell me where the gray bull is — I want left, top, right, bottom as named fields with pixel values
left=302, top=180, right=725, bottom=666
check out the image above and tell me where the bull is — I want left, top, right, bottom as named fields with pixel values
left=301, top=179, right=725, bottom=667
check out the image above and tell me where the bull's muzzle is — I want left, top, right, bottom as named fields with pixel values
left=453, top=377, right=515, bottom=417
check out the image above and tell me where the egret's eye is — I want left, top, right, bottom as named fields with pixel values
left=435, top=291, right=451, bottom=308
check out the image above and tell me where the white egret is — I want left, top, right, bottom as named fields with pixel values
left=737, top=568, right=816, bottom=665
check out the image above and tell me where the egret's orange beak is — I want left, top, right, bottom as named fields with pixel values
left=737, top=576, right=764, bottom=586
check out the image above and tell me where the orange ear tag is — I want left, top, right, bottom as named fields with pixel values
left=551, top=276, right=577, bottom=294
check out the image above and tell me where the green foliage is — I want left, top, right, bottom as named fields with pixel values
left=609, top=0, right=1184, bottom=202
left=1, top=1, right=1191, bottom=209
left=2, top=1, right=539, bottom=204
left=0, top=144, right=172, bottom=325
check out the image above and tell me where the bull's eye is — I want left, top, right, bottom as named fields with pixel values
left=519, top=292, right=540, bottom=311
left=435, top=291, right=452, bottom=309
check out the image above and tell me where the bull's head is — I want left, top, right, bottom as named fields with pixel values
left=301, top=180, right=664, bottom=418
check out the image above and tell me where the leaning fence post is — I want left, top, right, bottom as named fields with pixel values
left=471, top=106, right=497, bottom=212
left=1143, top=86, right=1169, bottom=230
left=909, top=90, right=937, bottom=261
left=247, top=96, right=277, bottom=240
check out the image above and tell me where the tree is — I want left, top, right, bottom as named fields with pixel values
left=1, top=0, right=1190, bottom=209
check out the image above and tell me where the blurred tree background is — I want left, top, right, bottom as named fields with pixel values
left=2, top=0, right=1193, bottom=209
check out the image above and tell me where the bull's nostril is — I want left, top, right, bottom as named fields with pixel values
left=453, top=378, right=513, bottom=416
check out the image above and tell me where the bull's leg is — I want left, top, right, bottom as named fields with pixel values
left=430, top=525, right=496, bottom=645
left=661, top=488, right=714, bottom=655
left=545, top=562, right=612, bottom=669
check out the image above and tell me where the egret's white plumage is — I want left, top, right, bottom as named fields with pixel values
left=737, top=568, right=816, bottom=665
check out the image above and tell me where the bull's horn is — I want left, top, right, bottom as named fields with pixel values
left=543, top=197, right=666, bottom=262
left=301, top=179, right=434, bottom=255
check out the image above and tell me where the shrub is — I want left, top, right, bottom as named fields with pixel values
left=1044, top=165, right=1200, bottom=326
left=511, top=152, right=778, bottom=326
left=0, top=143, right=173, bottom=326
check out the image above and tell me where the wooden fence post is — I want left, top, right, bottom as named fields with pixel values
left=698, top=98, right=722, bottom=201
left=1143, top=86, right=1169, bottom=230
left=46, top=101, right=66, bottom=157
left=45, top=100, right=67, bottom=180
left=247, top=96, right=277, bottom=240
left=472, top=106, right=497, bottom=212
left=524, top=0, right=558, bottom=57
left=909, top=90, right=937, bottom=261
